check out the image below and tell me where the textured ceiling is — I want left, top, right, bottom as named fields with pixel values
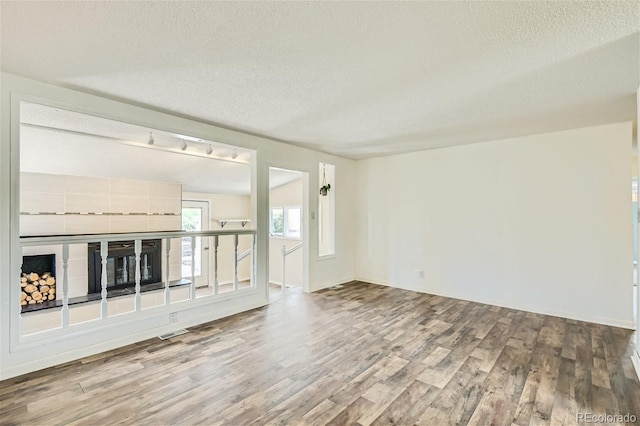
left=2, top=1, right=639, bottom=159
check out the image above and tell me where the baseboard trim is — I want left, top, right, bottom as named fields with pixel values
left=310, top=278, right=357, bottom=293
left=356, top=276, right=635, bottom=330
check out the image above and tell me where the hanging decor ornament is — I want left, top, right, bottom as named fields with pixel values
left=320, top=163, right=331, bottom=196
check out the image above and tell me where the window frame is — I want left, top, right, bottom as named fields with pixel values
left=270, top=205, right=302, bottom=240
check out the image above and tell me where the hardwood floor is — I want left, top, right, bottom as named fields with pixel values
left=1, top=282, right=639, bottom=425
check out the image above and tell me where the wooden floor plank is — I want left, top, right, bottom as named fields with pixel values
left=0, top=282, right=637, bottom=425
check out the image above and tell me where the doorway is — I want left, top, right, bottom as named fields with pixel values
left=182, top=200, right=210, bottom=287
left=268, top=167, right=308, bottom=298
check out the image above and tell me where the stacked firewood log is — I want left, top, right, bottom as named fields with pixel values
left=20, top=272, right=56, bottom=305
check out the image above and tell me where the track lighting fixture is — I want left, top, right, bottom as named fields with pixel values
left=231, top=148, right=238, bottom=159
left=147, top=132, right=154, bottom=145
left=180, top=140, right=188, bottom=151
left=206, top=144, right=213, bottom=155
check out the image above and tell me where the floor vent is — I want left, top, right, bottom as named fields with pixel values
left=158, top=329, right=188, bottom=340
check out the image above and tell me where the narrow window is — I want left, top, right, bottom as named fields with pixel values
left=318, top=163, right=335, bottom=257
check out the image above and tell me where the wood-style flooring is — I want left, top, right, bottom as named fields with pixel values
left=1, top=282, right=639, bottom=425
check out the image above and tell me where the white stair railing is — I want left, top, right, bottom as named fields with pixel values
left=238, top=247, right=252, bottom=262
left=281, top=242, right=303, bottom=290
left=17, top=229, right=256, bottom=341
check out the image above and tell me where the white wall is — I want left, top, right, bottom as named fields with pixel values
left=356, top=122, right=634, bottom=328
left=0, top=72, right=357, bottom=379
left=21, top=172, right=182, bottom=298
left=20, top=172, right=182, bottom=235
left=634, top=89, right=640, bottom=378
left=269, top=178, right=303, bottom=286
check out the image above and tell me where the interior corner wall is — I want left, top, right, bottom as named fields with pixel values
left=635, top=88, right=640, bottom=379
left=355, top=122, right=634, bottom=328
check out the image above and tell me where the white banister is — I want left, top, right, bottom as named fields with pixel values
left=16, top=229, right=256, bottom=338
left=19, top=229, right=256, bottom=246
left=100, top=241, right=108, bottom=319
left=190, top=236, right=196, bottom=300
left=281, top=242, right=303, bottom=290
left=281, top=245, right=285, bottom=291
left=61, top=243, right=69, bottom=328
left=238, top=247, right=252, bottom=262
left=283, top=242, right=303, bottom=257
left=252, top=233, right=257, bottom=288
left=233, top=234, right=239, bottom=291
left=134, top=239, right=142, bottom=312
left=213, top=235, right=219, bottom=295
left=164, top=238, right=171, bottom=306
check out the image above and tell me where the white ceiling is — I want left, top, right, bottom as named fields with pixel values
left=2, top=2, right=639, bottom=159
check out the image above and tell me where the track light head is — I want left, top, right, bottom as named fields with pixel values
left=231, top=148, right=238, bottom=159
left=148, top=132, right=154, bottom=145
left=206, top=144, right=213, bottom=155
left=180, top=140, right=188, bottom=151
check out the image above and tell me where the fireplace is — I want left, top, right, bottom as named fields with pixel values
left=87, top=240, right=162, bottom=294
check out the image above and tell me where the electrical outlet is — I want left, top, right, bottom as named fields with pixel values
left=169, top=312, right=178, bottom=323
left=418, top=270, right=425, bottom=279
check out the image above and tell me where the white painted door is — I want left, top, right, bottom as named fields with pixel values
left=181, top=200, right=210, bottom=287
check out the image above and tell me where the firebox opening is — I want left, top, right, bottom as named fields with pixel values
left=87, top=239, right=162, bottom=294
left=22, top=254, right=56, bottom=278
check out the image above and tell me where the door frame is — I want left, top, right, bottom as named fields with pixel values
left=181, top=199, right=210, bottom=288
left=267, top=166, right=310, bottom=294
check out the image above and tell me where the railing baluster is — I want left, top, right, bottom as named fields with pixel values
left=190, top=236, right=196, bottom=300
left=134, top=239, right=141, bottom=311
left=281, top=242, right=302, bottom=291
left=233, top=234, right=239, bottom=291
left=281, top=244, right=286, bottom=290
left=17, top=230, right=256, bottom=338
left=164, top=238, right=171, bottom=305
left=18, top=253, right=24, bottom=337
left=252, top=233, right=257, bottom=287
left=61, top=243, right=70, bottom=328
left=213, top=235, right=219, bottom=295
left=100, top=241, right=108, bottom=319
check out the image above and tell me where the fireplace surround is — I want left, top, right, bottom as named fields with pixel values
left=87, top=239, right=162, bottom=294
